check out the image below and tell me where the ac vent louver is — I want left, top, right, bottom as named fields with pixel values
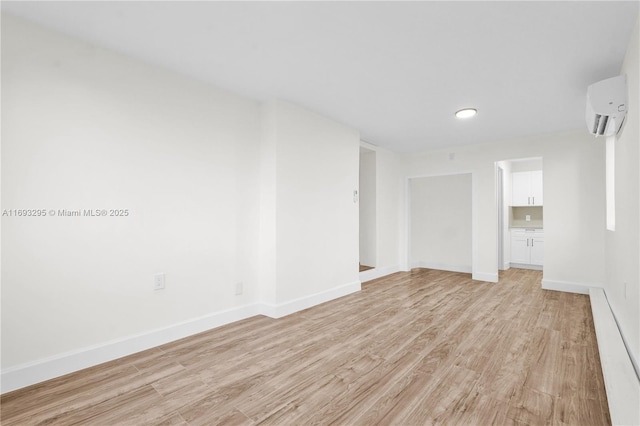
left=593, top=114, right=609, bottom=136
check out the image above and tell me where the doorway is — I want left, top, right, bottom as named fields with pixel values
left=496, top=157, right=544, bottom=272
left=408, top=173, right=472, bottom=274
left=497, top=165, right=505, bottom=270
left=359, top=147, right=376, bottom=271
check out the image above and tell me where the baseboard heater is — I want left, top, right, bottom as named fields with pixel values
left=589, top=288, right=640, bottom=425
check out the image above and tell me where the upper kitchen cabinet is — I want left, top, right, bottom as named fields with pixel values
left=511, top=171, right=543, bottom=206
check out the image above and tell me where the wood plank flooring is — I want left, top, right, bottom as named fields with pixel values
left=1, top=268, right=610, bottom=425
left=359, top=264, right=374, bottom=272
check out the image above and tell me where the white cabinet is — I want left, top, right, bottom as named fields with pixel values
left=510, top=231, right=531, bottom=264
left=510, top=229, right=544, bottom=267
left=530, top=235, right=545, bottom=265
left=511, top=171, right=543, bottom=206
left=530, top=171, right=543, bottom=205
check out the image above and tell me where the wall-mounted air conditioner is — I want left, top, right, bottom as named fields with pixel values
left=586, top=75, right=627, bottom=137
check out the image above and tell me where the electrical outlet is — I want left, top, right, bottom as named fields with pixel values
left=154, top=273, right=165, bottom=291
left=235, top=282, right=243, bottom=295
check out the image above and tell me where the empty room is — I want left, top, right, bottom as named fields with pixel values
left=1, top=1, right=639, bottom=425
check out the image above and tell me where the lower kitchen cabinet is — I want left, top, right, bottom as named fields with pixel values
left=511, top=229, right=543, bottom=268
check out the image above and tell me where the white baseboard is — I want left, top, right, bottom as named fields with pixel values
left=409, top=261, right=497, bottom=283
left=359, top=264, right=400, bottom=282
left=541, top=279, right=601, bottom=295
left=602, top=293, right=640, bottom=381
left=259, top=280, right=361, bottom=318
left=510, top=263, right=543, bottom=271
left=409, top=262, right=496, bottom=283
left=472, top=271, right=499, bottom=283
left=410, top=261, right=472, bottom=274
left=1, top=303, right=264, bottom=394
left=1, top=280, right=362, bottom=394
left=589, top=288, right=640, bottom=425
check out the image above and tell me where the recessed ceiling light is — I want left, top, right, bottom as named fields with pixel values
left=455, top=108, right=477, bottom=119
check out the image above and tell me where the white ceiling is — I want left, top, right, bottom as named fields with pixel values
left=2, top=1, right=638, bottom=152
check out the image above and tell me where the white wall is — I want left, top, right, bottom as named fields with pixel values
left=258, top=102, right=278, bottom=305
left=267, top=100, right=360, bottom=305
left=1, top=15, right=262, bottom=370
left=410, top=174, right=472, bottom=272
left=401, top=131, right=606, bottom=287
left=359, top=149, right=377, bottom=267
left=376, top=148, right=403, bottom=271
left=510, top=158, right=543, bottom=172
left=605, top=14, right=639, bottom=372
left=1, top=16, right=361, bottom=391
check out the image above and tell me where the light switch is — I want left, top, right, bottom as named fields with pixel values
left=525, top=215, right=531, bottom=221
left=154, top=273, right=165, bottom=290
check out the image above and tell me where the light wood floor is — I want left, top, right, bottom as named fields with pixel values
left=359, top=264, right=374, bottom=272
left=1, top=268, right=610, bottom=425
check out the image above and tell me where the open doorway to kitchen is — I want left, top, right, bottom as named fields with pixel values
left=496, top=157, right=544, bottom=272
